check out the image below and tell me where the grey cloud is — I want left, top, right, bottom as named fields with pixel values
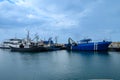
left=0, top=0, right=119, bottom=42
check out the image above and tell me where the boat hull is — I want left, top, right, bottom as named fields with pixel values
left=67, top=42, right=111, bottom=51
left=109, top=48, right=120, bottom=51
left=10, top=46, right=48, bottom=52
left=0, top=47, right=10, bottom=49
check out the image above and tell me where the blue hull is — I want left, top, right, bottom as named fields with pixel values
left=67, top=42, right=111, bottom=51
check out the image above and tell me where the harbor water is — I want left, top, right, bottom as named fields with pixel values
left=0, top=49, right=120, bottom=80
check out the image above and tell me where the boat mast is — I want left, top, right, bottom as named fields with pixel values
left=35, top=33, right=39, bottom=43
left=55, top=36, right=58, bottom=44
left=27, top=30, right=30, bottom=43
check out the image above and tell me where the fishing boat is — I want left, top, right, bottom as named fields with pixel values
left=37, top=38, right=61, bottom=51
left=10, top=32, right=61, bottom=52
left=66, top=38, right=112, bottom=51
left=10, top=39, right=60, bottom=52
left=0, top=38, right=23, bottom=49
left=9, top=31, right=45, bottom=52
left=10, top=45, right=48, bottom=52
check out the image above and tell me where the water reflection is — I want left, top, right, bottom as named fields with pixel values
left=66, top=50, right=110, bottom=59
left=0, top=49, right=120, bottom=80
left=67, top=50, right=109, bottom=54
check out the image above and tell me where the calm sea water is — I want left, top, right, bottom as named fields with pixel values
left=0, top=49, right=120, bottom=80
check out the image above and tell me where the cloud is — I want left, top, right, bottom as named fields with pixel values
left=0, top=0, right=100, bottom=28
left=0, top=0, right=120, bottom=42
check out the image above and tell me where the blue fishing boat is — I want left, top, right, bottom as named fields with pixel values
left=66, top=38, right=112, bottom=51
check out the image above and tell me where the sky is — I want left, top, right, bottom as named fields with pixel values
left=0, top=0, right=120, bottom=43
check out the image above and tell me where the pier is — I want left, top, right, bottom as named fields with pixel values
left=109, top=42, right=120, bottom=51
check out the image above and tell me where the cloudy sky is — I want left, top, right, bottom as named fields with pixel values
left=0, top=0, right=120, bottom=43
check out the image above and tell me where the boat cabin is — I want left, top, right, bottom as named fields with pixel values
left=80, top=38, right=92, bottom=43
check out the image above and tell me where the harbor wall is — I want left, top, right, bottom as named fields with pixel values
left=109, top=42, right=120, bottom=48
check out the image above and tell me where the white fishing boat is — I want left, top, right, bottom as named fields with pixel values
left=0, top=38, right=23, bottom=49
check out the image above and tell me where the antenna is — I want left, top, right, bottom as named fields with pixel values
left=35, top=33, right=39, bottom=43
left=26, top=30, right=31, bottom=43
left=15, top=33, right=17, bottom=39
left=55, top=36, right=58, bottom=44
